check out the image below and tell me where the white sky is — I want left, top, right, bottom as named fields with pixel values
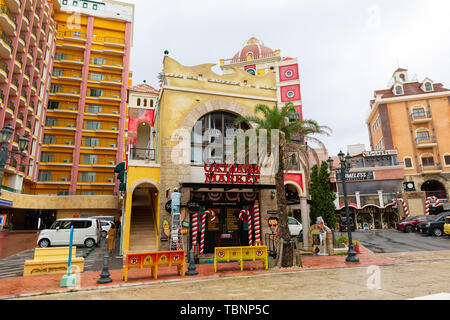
left=125, top=0, right=450, bottom=156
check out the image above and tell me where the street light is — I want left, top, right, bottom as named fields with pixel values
left=327, top=151, right=359, bottom=263
left=0, top=124, right=30, bottom=196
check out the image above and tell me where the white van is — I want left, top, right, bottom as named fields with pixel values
left=37, top=218, right=100, bottom=248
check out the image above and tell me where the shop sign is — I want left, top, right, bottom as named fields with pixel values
left=204, top=163, right=261, bottom=184
left=267, top=210, right=278, bottom=215
left=335, top=171, right=375, bottom=181
left=165, top=200, right=172, bottom=213
left=362, top=150, right=398, bottom=157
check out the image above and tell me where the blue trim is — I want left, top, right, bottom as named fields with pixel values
left=0, top=199, right=13, bottom=207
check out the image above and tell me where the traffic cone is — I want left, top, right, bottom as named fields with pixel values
left=354, top=242, right=360, bottom=254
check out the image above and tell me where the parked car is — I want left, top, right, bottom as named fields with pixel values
left=100, top=220, right=114, bottom=238
left=396, top=215, right=435, bottom=233
left=416, top=212, right=450, bottom=236
left=339, top=216, right=355, bottom=232
left=444, top=217, right=450, bottom=236
left=288, top=217, right=302, bottom=237
left=37, top=218, right=100, bottom=248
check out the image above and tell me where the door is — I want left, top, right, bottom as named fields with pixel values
left=52, top=220, right=72, bottom=245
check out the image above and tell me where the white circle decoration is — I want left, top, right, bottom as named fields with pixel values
left=285, top=70, right=293, bottom=77
left=287, top=91, right=295, bottom=98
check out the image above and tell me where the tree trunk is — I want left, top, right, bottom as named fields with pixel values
left=276, top=138, right=293, bottom=268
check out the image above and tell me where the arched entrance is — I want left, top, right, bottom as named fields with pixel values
left=133, top=122, right=152, bottom=160
left=285, top=183, right=301, bottom=222
left=421, top=180, right=447, bottom=200
left=129, top=182, right=159, bottom=252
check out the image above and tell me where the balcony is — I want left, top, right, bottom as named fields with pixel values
left=420, top=163, right=442, bottom=174
left=5, top=0, right=21, bottom=14
left=5, top=102, right=14, bottom=118
left=19, top=94, right=26, bottom=106
left=0, top=31, right=12, bottom=59
left=47, top=102, right=78, bottom=113
left=42, top=136, right=75, bottom=148
left=50, top=86, right=81, bottom=98
left=38, top=173, right=72, bottom=184
left=54, top=54, right=84, bottom=65
left=21, top=11, right=29, bottom=31
left=9, top=78, right=18, bottom=96
left=416, top=136, right=437, bottom=148
left=40, top=155, right=74, bottom=166
left=90, top=58, right=123, bottom=71
left=53, top=70, right=82, bottom=82
left=88, top=90, right=121, bottom=102
left=83, top=122, right=120, bottom=133
left=99, top=75, right=122, bottom=86
left=33, top=11, right=39, bottom=26
left=13, top=58, right=21, bottom=73
left=0, top=4, right=16, bottom=35
left=129, top=147, right=156, bottom=162
left=93, top=35, right=125, bottom=48
left=56, top=30, right=87, bottom=42
left=17, top=35, right=25, bottom=52
left=44, top=119, right=77, bottom=131
left=0, top=61, right=9, bottom=82
left=412, top=110, right=432, bottom=124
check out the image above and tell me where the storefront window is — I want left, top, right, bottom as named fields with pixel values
left=191, top=112, right=249, bottom=164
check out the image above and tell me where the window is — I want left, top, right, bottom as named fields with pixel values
left=82, top=2, right=88, bottom=8
left=137, top=98, right=141, bottom=106
left=444, top=155, right=450, bottom=166
left=92, top=57, right=106, bottom=65
left=62, top=0, right=68, bottom=5
left=73, top=1, right=78, bottom=6
left=150, top=100, right=154, bottom=108
left=83, top=191, right=95, bottom=195
left=72, top=220, right=91, bottom=229
left=375, top=138, right=384, bottom=151
left=416, top=131, right=430, bottom=142
left=45, top=117, right=57, bottom=126
left=52, top=68, right=64, bottom=76
left=372, top=116, right=381, bottom=133
left=425, top=82, right=432, bottom=92
left=43, top=135, right=55, bottom=144
left=85, top=137, right=99, bottom=147
left=50, top=84, right=61, bottom=93
left=395, top=85, right=403, bottom=95
left=421, top=156, right=435, bottom=166
left=55, top=52, right=66, bottom=60
left=144, top=99, right=147, bottom=107
left=57, top=191, right=69, bottom=196
left=81, top=172, right=96, bottom=182
left=73, top=31, right=81, bottom=37
left=404, top=157, right=413, bottom=168
left=48, top=101, right=59, bottom=109
left=91, top=73, right=104, bottom=81
left=38, top=170, right=51, bottom=181
left=41, top=152, right=53, bottom=162
left=412, top=108, right=426, bottom=118
left=86, top=120, right=100, bottom=130
left=87, top=104, right=102, bottom=113
left=82, top=154, right=98, bottom=164
left=93, top=4, right=98, bottom=10
left=89, top=88, right=103, bottom=97
left=190, top=112, right=250, bottom=164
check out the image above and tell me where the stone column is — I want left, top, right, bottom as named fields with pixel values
left=355, top=191, right=361, bottom=209
left=300, top=197, right=310, bottom=250
left=378, top=190, right=384, bottom=208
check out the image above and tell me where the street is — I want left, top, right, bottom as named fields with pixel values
left=352, top=230, right=450, bottom=253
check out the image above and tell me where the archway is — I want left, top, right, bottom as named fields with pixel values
left=128, top=182, right=159, bottom=252
left=421, top=180, right=447, bottom=200
left=133, top=122, right=152, bottom=160
left=285, top=182, right=301, bottom=223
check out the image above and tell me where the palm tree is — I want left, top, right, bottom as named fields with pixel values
left=235, top=102, right=331, bottom=267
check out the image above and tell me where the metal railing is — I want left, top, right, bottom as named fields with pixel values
left=420, top=163, right=442, bottom=172
left=129, top=147, right=156, bottom=161
left=0, top=4, right=17, bottom=25
left=57, top=30, right=87, bottom=39
left=416, top=136, right=436, bottom=145
left=222, top=51, right=278, bottom=65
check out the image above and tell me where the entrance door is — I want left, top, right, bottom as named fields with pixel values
left=204, top=207, right=244, bottom=253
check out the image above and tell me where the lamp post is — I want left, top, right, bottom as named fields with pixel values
left=327, top=151, right=359, bottom=263
left=0, top=124, right=30, bottom=196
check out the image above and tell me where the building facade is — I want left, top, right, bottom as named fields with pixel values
left=366, top=68, right=450, bottom=215
left=122, top=38, right=311, bottom=256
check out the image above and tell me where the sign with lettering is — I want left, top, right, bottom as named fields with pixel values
left=335, top=171, right=375, bottom=181
left=187, top=200, right=200, bottom=213
left=204, top=163, right=261, bottom=184
left=362, top=150, right=398, bottom=157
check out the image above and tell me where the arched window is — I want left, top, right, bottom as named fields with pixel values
left=144, top=99, right=147, bottom=107
left=416, top=130, right=430, bottom=143
left=425, top=82, right=432, bottom=91
left=150, top=100, right=154, bottom=108
left=412, top=107, right=426, bottom=119
left=399, top=74, right=405, bottom=82
left=395, top=85, right=403, bottom=95
left=137, top=98, right=141, bottom=106
left=191, top=111, right=249, bottom=164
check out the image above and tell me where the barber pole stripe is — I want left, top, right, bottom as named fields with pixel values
left=239, top=210, right=249, bottom=221
left=248, top=210, right=253, bottom=247
left=425, top=196, right=440, bottom=216
left=397, top=198, right=409, bottom=217
left=192, top=212, right=199, bottom=246
left=205, top=209, right=216, bottom=222
left=200, top=212, right=207, bottom=255
left=254, top=203, right=261, bottom=245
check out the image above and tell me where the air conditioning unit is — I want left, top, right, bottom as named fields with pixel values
left=63, top=159, right=70, bottom=163
left=65, top=141, right=71, bottom=144
left=108, top=161, right=115, bottom=165
left=61, top=177, right=68, bottom=181
left=113, top=111, right=119, bottom=114
left=67, top=124, right=74, bottom=127
left=69, top=107, right=76, bottom=110
left=110, top=144, right=117, bottom=148
left=111, top=127, right=117, bottom=131
left=107, top=179, right=114, bottom=183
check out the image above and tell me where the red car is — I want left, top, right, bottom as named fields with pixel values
left=396, top=215, right=434, bottom=233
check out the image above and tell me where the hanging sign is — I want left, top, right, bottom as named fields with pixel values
left=362, top=150, right=398, bottom=157
left=165, top=200, right=172, bottom=213
left=187, top=200, right=200, bottom=213
left=335, top=171, right=375, bottom=182
left=204, top=164, right=261, bottom=184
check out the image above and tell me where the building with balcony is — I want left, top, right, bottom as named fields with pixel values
left=366, top=68, right=450, bottom=210
left=36, top=0, right=134, bottom=197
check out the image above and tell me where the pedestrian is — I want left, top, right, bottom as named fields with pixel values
left=115, top=217, right=121, bottom=237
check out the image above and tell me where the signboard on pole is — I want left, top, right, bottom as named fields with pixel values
left=0, top=214, right=6, bottom=227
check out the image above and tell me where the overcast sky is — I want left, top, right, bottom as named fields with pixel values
left=125, top=0, right=450, bottom=156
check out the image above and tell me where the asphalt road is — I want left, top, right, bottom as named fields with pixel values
left=352, top=229, right=450, bottom=253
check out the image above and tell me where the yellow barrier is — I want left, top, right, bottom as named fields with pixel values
left=214, top=246, right=268, bottom=272
left=24, top=247, right=84, bottom=276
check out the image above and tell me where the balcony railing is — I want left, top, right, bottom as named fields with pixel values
left=0, top=4, right=17, bottom=26
left=222, top=51, right=278, bottom=65
left=0, top=31, right=12, bottom=48
left=129, top=147, right=156, bottom=161
left=42, top=136, right=75, bottom=146
left=45, top=119, right=77, bottom=128
left=420, top=163, right=442, bottom=172
left=57, top=30, right=87, bottom=40
left=416, top=136, right=437, bottom=145
left=54, top=54, right=83, bottom=63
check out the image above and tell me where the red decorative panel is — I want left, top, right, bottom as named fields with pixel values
left=279, top=64, right=299, bottom=82
left=285, top=173, right=304, bottom=192
left=280, top=84, right=301, bottom=102
left=294, top=105, right=303, bottom=120
left=128, top=109, right=155, bottom=134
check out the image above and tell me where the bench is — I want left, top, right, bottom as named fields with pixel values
left=23, top=247, right=85, bottom=277
left=123, top=250, right=185, bottom=281
left=214, top=246, right=268, bottom=272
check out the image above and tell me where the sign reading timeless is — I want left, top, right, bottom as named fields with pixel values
left=335, top=171, right=375, bottom=181
left=204, top=163, right=261, bottom=184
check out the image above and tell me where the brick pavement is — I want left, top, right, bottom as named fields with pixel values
left=0, top=244, right=399, bottom=299
left=0, top=232, right=39, bottom=260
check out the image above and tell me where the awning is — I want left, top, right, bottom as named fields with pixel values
left=181, top=182, right=276, bottom=191
left=0, top=199, right=13, bottom=208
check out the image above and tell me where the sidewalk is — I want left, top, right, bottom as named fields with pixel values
left=0, top=245, right=398, bottom=299
left=0, top=231, right=39, bottom=260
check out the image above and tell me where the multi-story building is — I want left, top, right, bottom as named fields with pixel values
left=0, top=0, right=59, bottom=194
left=366, top=68, right=450, bottom=215
left=36, top=0, right=134, bottom=196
